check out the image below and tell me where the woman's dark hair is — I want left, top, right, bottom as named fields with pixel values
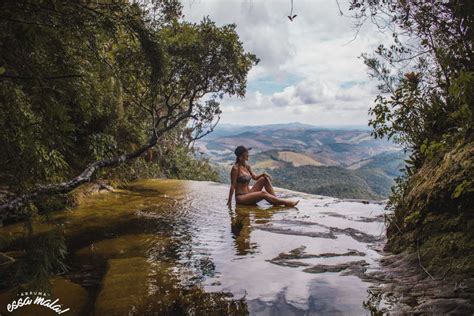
left=235, top=152, right=245, bottom=164
left=234, top=145, right=251, bottom=164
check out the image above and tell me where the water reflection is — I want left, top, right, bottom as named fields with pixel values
left=229, top=206, right=253, bottom=256
left=0, top=179, right=387, bottom=315
left=229, top=204, right=292, bottom=257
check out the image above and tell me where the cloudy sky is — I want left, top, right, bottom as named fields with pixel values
left=182, top=0, right=389, bottom=127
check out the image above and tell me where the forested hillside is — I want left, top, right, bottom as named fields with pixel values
left=270, top=165, right=387, bottom=199
left=258, top=149, right=405, bottom=199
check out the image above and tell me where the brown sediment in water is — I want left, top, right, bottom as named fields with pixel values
left=0, top=276, right=88, bottom=316
left=0, top=180, right=249, bottom=315
left=2, top=179, right=467, bottom=314
left=94, top=256, right=248, bottom=315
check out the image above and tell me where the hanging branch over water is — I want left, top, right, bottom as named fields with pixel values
left=0, top=97, right=207, bottom=219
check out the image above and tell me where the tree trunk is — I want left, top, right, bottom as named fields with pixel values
left=0, top=133, right=158, bottom=221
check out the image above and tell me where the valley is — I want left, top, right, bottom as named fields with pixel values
left=197, top=123, right=406, bottom=200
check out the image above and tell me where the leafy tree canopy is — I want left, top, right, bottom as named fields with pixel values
left=0, top=0, right=258, bottom=219
left=349, top=0, right=474, bottom=275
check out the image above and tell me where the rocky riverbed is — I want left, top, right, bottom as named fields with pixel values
left=0, top=179, right=472, bottom=315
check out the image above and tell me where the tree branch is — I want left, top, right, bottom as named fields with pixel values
left=188, top=115, right=221, bottom=148
left=0, top=99, right=199, bottom=220
left=0, top=133, right=158, bottom=221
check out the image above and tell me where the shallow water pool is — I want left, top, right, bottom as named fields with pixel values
left=0, top=179, right=387, bottom=315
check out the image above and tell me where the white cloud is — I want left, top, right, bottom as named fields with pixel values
left=182, top=0, right=390, bottom=127
left=271, top=86, right=297, bottom=107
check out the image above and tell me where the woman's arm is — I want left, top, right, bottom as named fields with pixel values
left=247, top=165, right=259, bottom=180
left=247, top=165, right=272, bottom=181
left=227, top=166, right=238, bottom=206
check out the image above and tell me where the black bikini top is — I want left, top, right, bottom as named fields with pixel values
left=237, top=174, right=252, bottom=184
left=236, top=165, right=252, bottom=184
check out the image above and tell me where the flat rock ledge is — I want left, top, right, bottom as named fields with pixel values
left=266, top=245, right=369, bottom=278
left=363, top=251, right=474, bottom=314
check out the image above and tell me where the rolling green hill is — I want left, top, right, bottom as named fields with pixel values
left=216, top=149, right=406, bottom=200
left=202, top=124, right=406, bottom=200
left=269, top=165, right=382, bottom=199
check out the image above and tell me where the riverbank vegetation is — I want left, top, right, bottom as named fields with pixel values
left=0, top=0, right=256, bottom=290
left=0, top=0, right=257, bottom=221
left=349, top=0, right=473, bottom=278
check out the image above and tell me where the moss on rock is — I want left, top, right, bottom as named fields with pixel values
left=385, top=140, right=474, bottom=278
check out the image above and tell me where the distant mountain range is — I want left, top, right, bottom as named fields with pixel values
left=196, top=123, right=407, bottom=200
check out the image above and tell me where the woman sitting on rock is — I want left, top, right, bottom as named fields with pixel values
left=227, top=145, right=299, bottom=207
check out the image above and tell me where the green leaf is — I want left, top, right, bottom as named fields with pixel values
left=452, top=180, right=472, bottom=199
left=405, top=210, right=421, bottom=224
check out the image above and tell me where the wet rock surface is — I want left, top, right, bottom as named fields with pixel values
left=94, top=257, right=150, bottom=315
left=363, top=251, right=474, bottom=314
left=267, top=245, right=367, bottom=271
left=1, top=179, right=471, bottom=314
left=303, top=260, right=369, bottom=274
